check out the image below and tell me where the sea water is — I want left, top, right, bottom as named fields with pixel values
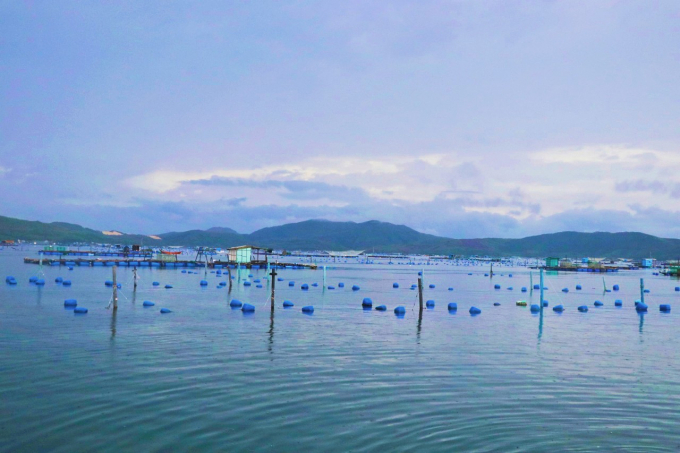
left=2, top=247, right=680, bottom=452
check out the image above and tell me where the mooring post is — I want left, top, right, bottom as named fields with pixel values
left=270, top=264, right=277, bottom=311
left=418, top=276, right=424, bottom=312
left=640, top=278, right=645, bottom=305
left=133, top=266, right=138, bottom=290
left=539, top=269, right=544, bottom=313
left=323, top=265, right=327, bottom=289
left=112, top=266, right=118, bottom=311
left=227, top=265, right=233, bottom=291
left=490, top=262, right=493, bottom=278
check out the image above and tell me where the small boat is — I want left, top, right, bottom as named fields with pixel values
left=161, top=250, right=182, bottom=255
left=516, top=300, right=527, bottom=306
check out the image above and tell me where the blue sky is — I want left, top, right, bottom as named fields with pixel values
left=1, top=1, right=679, bottom=238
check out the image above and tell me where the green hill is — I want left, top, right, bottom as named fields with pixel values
left=2, top=214, right=680, bottom=259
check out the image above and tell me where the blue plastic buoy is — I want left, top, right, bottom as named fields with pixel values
left=375, top=305, right=387, bottom=311
left=448, top=302, right=458, bottom=311
left=576, top=285, right=582, bottom=290
left=448, top=287, right=453, bottom=291
left=521, top=287, right=527, bottom=292
left=394, top=306, right=406, bottom=315
left=484, top=273, right=489, bottom=277
left=418, top=271, right=423, bottom=276
left=393, top=283, right=399, bottom=288
left=493, top=302, right=500, bottom=306
left=278, top=278, right=284, bottom=281
left=229, top=299, right=243, bottom=308
left=562, top=288, right=569, bottom=293
left=636, top=302, right=648, bottom=312
left=29, top=276, right=38, bottom=283
left=68, top=267, right=73, bottom=270
left=64, top=299, right=77, bottom=307
left=530, top=304, right=540, bottom=313
left=429, top=284, right=435, bottom=289
left=426, top=300, right=435, bottom=308
left=165, top=285, right=173, bottom=289
left=143, top=301, right=155, bottom=307
left=312, top=283, right=318, bottom=287
left=301, top=284, right=309, bottom=290
left=181, top=270, right=187, bottom=274
left=578, top=305, right=588, bottom=312
left=533, top=284, right=540, bottom=290
left=675, top=287, right=680, bottom=292
left=105, top=280, right=113, bottom=286
left=35, top=279, right=45, bottom=286
left=283, top=300, right=294, bottom=308
left=242, top=303, right=255, bottom=312
left=289, top=281, right=295, bottom=287
left=362, top=298, right=373, bottom=308
left=615, top=300, right=623, bottom=306
left=243, top=281, right=252, bottom=286
left=152, top=281, right=159, bottom=286
left=302, top=305, right=314, bottom=313
left=660, top=304, right=671, bottom=312
left=613, top=284, right=620, bottom=291
left=553, top=305, right=564, bottom=312
left=507, top=287, right=513, bottom=291
left=327, top=286, right=335, bottom=290
left=62, top=280, right=71, bottom=286
left=55, top=277, right=63, bottom=283
left=200, top=280, right=208, bottom=286
left=594, top=300, right=603, bottom=307
left=160, top=308, right=172, bottom=314
left=73, top=307, right=88, bottom=314
left=219, top=281, right=227, bottom=286
left=352, top=285, right=360, bottom=291
left=542, top=301, right=549, bottom=307
left=469, top=306, right=481, bottom=315
left=494, top=284, right=501, bottom=289
left=338, top=283, right=345, bottom=288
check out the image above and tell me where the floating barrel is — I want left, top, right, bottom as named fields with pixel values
left=542, top=301, right=549, bottom=307
left=152, top=282, right=159, bottom=286
left=55, top=277, right=63, bottom=283
left=256, top=284, right=263, bottom=288
left=615, top=300, right=623, bottom=306
left=338, top=283, right=345, bottom=288
left=200, top=280, right=208, bottom=286
left=278, top=278, right=284, bottom=281
left=644, top=289, right=650, bottom=293
left=530, top=304, right=540, bottom=313
left=636, top=302, right=648, bottom=312
left=469, top=306, right=481, bottom=315
left=448, top=287, right=453, bottom=291
left=301, top=305, right=314, bottom=313
left=613, top=284, right=620, bottom=291
left=248, top=274, right=253, bottom=278
left=507, top=287, right=513, bottom=291
left=361, top=298, right=373, bottom=308
left=493, top=302, right=500, bottom=306
left=426, top=300, right=435, bottom=308
left=394, top=306, right=406, bottom=315
left=73, top=307, right=88, bottom=314
left=29, top=276, right=38, bottom=283
left=312, top=283, right=318, bottom=287
left=254, top=279, right=261, bottom=283
left=301, top=284, right=309, bottom=290
left=676, top=287, right=680, bottom=292
left=165, top=284, right=173, bottom=289
left=484, top=273, right=489, bottom=277
left=243, top=281, right=252, bottom=286
left=562, top=288, right=569, bottom=293
left=447, top=302, right=458, bottom=311
left=64, top=299, right=77, bottom=307
left=521, top=287, right=527, bottom=292
left=160, top=308, right=172, bottom=314
left=220, top=281, right=227, bottom=286
left=230, top=299, right=243, bottom=308
left=508, top=274, right=513, bottom=277
left=289, top=281, right=295, bottom=287
left=352, top=285, right=360, bottom=291
left=327, top=286, right=335, bottom=290
left=35, top=279, right=45, bottom=285
left=375, top=305, right=387, bottom=311
left=533, top=284, right=540, bottom=290
left=283, top=300, right=294, bottom=308
left=393, top=283, right=399, bottom=288
left=418, top=271, right=422, bottom=276
left=494, top=284, right=501, bottom=289
left=62, top=280, right=71, bottom=286
left=660, top=304, right=671, bottom=312
left=576, top=285, right=582, bottom=290
left=578, top=305, right=588, bottom=312
left=242, top=303, right=255, bottom=312
left=143, top=301, right=155, bottom=307
left=429, top=284, right=435, bottom=289
left=594, top=300, right=603, bottom=307
left=553, top=305, right=564, bottom=312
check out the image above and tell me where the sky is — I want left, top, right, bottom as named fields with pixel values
left=1, top=1, right=679, bottom=238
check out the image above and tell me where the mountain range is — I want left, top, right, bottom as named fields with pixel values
left=1, top=214, right=678, bottom=259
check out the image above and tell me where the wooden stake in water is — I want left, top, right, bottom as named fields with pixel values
left=227, top=266, right=233, bottom=291
left=133, top=267, right=138, bottom=290
left=418, top=277, right=424, bottom=312
left=640, top=278, right=645, bottom=305
left=539, top=269, right=544, bottom=313
left=270, top=265, right=277, bottom=311
left=323, top=265, right=327, bottom=289
left=112, top=266, right=118, bottom=311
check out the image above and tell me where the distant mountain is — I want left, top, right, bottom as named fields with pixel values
left=2, top=214, right=680, bottom=259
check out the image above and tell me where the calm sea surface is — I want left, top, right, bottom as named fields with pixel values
left=2, top=247, right=680, bottom=452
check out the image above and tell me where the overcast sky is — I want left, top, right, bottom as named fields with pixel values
left=1, top=1, right=679, bottom=238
